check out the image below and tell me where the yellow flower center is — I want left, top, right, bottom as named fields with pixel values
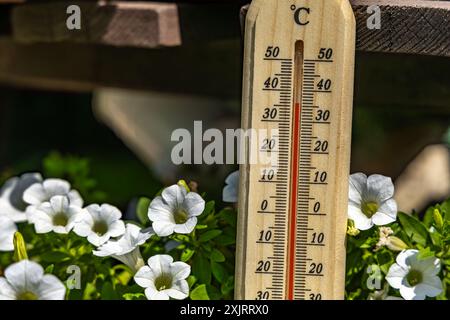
left=361, top=201, right=379, bottom=218
left=17, top=291, right=38, bottom=300
left=174, top=208, right=189, bottom=224
left=154, top=274, right=173, bottom=291
left=406, top=269, right=422, bottom=286
left=52, top=213, right=68, bottom=227
left=93, top=221, right=108, bottom=236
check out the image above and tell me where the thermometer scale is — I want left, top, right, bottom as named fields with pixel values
left=236, top=0, right=355, bottom=300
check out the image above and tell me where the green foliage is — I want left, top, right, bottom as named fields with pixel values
left=0, top=153, right=237, bottom=300
left=346, top=198, right=450, bottom=300
left=136, top=197, right=237, bottom=300
left=43, top=152, right=107, bottom=203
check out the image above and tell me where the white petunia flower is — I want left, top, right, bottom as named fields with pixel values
left=148, top=184, right=205, bottom=237
left=74, top=204, right=126, bottom=246
left=386, top=249, right=443, bottom=300
left=134, top=255, right=190, bottom=300
left=23, top=178, right=83, bottom=214
left=0, top=260, right=66, bottom=300
left=348, top=173, right=398, bottom=230
left=93, top=224, right=154, bottom=272
left=223, top=170, right=239, bottom=203
left=0, top=216, right=17, bottom=251
left=0, top=173, right=42, bottom=223
left=28, top=195, right=84, bottom=234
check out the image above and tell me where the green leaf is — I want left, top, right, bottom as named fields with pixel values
left=193, top=253, right=211, bottom=285
left=199, top=230, right=222, bottom=243
left=44, top=264, right=55, bottom=274
left=221, top=276, right=235, bottom=296
left=136, top=197, right=151, bottom=225
left=218, top=208, right=237, bottom=228
left=40, top=251, right=71, bottom=263
left=181, top=248, right=195, bottom=262
left=101, top=283, right=119, bottom=300
left=123, top=293, right=146, bottom=300
left=203, top=201, right=215, bottom=216
left=429, top=226, right=442, bottom=247
left=190, top=285, right=210, bottom=300
left=398, top=212, right=429, bottom=246
left=211, top=261, right=228, bottom=283
left=210, top=249, right=226, bottom=263
left=418, top=247, right=436, bottom=260
left=187, top=275, right=197, bottom=289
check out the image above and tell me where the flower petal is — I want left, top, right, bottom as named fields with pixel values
left=396, top=250, right=419, bottom=268
left=371, top=202, right=397, bottom=226
left=152, top=221, right=175, bottom=237
left=413, top=256, right=441, bottom=276
left=148, top=197, right=174, bottom=222
left=100, top=204, right=122, bottom=222
left=348, top=205, right=373, bottom=230
left=145, top=287, right=169, bottom=300
left=0, top=278, right=16, bottom=300
left=183, top=193, right=205, bottom=217
left=171, top=262, right=191, bottom=281
left=23, top=183, right=47, bottom=205
left=49, top=195, right=69, bottom=214
left=223, top=171, right=239, bottom=203
left=68, top=190, right=83, bottom=207
left=400, top=285, right=423, bottom=300
left=386, top=263, right=408, bottom=289
left=166, top=280, right=189, bottom=300
left=366, top=174, right=395, bottom=202
left=147, top=255, right=173, bottom=276
left=93, top=241, right=123, bottom=257
left=418, top=275, right=443, bottom=298
left=5, top=260, right=44, bottom=293
left=0, top=217, right=17, bottom=252
left=173, top=217, right=198, bottom=234
left=348, top=173, right=367, bottom=204
left=162, top=185, right=186, bottom=209
left=134, top=266, right=155, bottom=288
left=43, top=179, right=70, bottom=198
left=36, top=275, right=66, bottom=300
left=108, top=220, right=126, bottom=238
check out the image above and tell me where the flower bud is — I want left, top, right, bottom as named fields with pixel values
left=13, top=232, right=28, bottom=261
left=347, top=220, right=360, bottom=236
left=386, top=236, right=408, bottom=252
left=433, top=209, right=444, bottom=230
left=177, top=180, right=191, bottom=193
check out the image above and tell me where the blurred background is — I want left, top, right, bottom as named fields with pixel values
left=0, top=0, right=449, bottom=216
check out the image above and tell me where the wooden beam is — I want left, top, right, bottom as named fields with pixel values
left=352, top=0, right=450, bottom=57
left=12, top=1, right=181, bottom=47
left=0, top=36, right=449, bottom=115
left=241, top=0, right=450, bottom=58
left=8, top=0, right=450, bottom=57
left=0, top=37, right=243, bottom=98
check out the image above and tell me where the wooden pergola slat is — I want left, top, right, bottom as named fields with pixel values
left=0, top=0, right=448, bottom=99
left=4, top=0, right=450, bottom=56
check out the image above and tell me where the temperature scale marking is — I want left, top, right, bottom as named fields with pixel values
left=236, top=0, right=355, bottom=300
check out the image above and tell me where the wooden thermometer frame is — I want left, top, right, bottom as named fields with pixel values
left=236, top=0, right=355, bottom=300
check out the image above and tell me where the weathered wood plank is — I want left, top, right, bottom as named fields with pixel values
left=0, top=36, right=449, bottom=114
left=241, top=0, right=450, bottom=58
left=0, top=37, right=243, bottom=97
left=352, top=0, right=450, bottom=57
left=8, top=0, right=450, bottom=57
left=12, top=1, right=181, bottom=47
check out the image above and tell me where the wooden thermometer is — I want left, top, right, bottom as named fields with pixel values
left=236, top=0, right=355, bottom=300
